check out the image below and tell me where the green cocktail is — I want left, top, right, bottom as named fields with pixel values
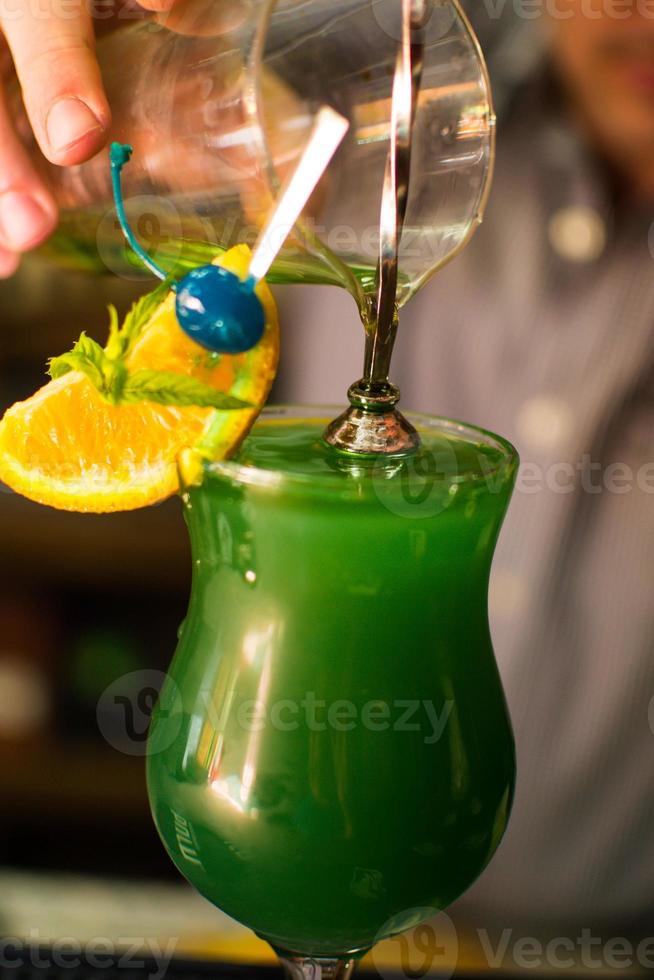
left=147, top=407, right=518, bottom=961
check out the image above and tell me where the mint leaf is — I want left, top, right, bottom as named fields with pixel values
left=102, top=360, right=129, bottom=404
left=102, top=282, right=171, bottom=361
left=44, top=282, right=256, bottom=415
left=48, top=351, right=103, bottom=386
left=122, top=371, right=253, bottom=410
left=47, top=331, right=130, bottom=404
left=75, top=332, right=108, bottom=364
left=121, top=280, right=172, bottom=349
left=105, top=304, right=121, bottom=359
left=48, top=332, right=107, bottom=390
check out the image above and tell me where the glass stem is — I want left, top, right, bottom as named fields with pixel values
left=278, top=956, right=358, bottom=980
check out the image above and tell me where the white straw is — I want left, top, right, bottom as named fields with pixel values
left=248, top=106, right=349, bottom=283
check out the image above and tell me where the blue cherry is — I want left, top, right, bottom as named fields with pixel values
left=109, top=142, right=265, bottom=356
left=175, top=265, right=264, bottom=354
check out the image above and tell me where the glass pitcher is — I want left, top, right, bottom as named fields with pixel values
left=20, top=0, right=494, bottom=321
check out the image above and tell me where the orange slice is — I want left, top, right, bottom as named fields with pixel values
left=0, top=245, right=279, bottom=513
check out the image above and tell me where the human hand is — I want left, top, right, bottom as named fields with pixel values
left=0, top=0, right=178, bottom=277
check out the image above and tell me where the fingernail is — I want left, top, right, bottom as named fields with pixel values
left=45, top=96, right=103, bottom=155
left=0, top=191, right=52, bottom=250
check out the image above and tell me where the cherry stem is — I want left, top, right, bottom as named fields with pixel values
left=109, top=142, right=174, bottom=288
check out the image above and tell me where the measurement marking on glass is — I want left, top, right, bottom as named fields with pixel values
left=172, top=810, right=202, bottom=866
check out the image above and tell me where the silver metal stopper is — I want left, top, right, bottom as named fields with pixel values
left=324, top=0, right=428, bottom=456
left=325, top=380, right=419, bottom=456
